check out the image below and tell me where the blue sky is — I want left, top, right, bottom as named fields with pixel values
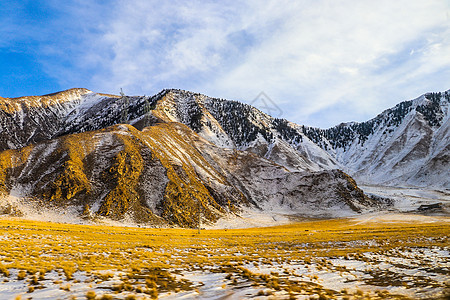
left=1, top=0, right=449, bottom=128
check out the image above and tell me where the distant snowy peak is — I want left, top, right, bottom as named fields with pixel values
left=304, top=90, right=449, bottom=152
left=302, top=90, right=450, bottom=188
left=0, top=88, right=156, bottom=151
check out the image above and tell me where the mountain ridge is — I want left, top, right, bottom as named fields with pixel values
left=0, top=87, right=447, bottom=226
left=1, top=87, right=448, bottom=188
left=0, top=121, right=380, bottom=227
left=302, top=91, right=449, bottom=188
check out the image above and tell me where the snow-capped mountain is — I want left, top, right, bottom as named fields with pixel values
left=0, top=89, right=340, bottom=172
left=0, top=87, right=446, bottom=226
left=145, top=89, right=449, bottom=189
left=302, top=91, right=450, bottom=188
left=0, top=122, right=379, bottom=227
left=1, top=88, right=447, bottom=188
left=0, top=88, right=392, bottom=226
left=149, top=89, right=339, bottom=172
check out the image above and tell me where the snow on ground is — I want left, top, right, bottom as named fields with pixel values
left=2, top=184, right=448, bottom=230
left=206, top=185, right=450, bottom=229
left=205, top=207, right=293, bottom=229
left=1, top=185, right=448, bottom=300
left=0, top=195, right=86, bottom=225
left=0, top=195, right=147, bottom=228
left=353, top=212, right=450, bottom=224
left=361, top=184, right=450, bottom=212
left=3, top=247, right=447, bottom=300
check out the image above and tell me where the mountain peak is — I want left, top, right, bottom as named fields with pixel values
left=7, top=88, right=93, bottom=100
left=0, top=88, right=94, bottom=114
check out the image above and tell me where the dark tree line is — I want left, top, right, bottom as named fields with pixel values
left=272, top=118, right=303, bottom=145
left=300, top=98, right=418, bottom=150
left=417, top=92, right=444, bottom=127
left=206, top=99, right=274, bottom=147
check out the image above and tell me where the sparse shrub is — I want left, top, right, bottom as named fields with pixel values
left=145, top=287, right=158, bottom=299
left=86, top=290, right=96, bottom=300
left=30, top=275, right=39, bottom=285
left=100, top=295, right=113, bottom=300
left=267, top=278, right=280, bottom=290
left=17, top=270, right=27, bottom=280
left=259, top=274, right=270, bottom=281
left=63, top=267, right=74, bottom=280
left=0, top=264, right=10, bottom=277
left=241, top=268, right=254, bottom=280
left=39, top=269, right=46, bottom=280
left=98, top=272, right=114, bottom=281
left=146, top=278, right=157, bottom=289
left=27, top=268, right=37, bottom=275
left=112, top=283, right=124, bottom=292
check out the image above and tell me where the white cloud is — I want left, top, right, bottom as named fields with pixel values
left=42, top=0, right=450, bottom=127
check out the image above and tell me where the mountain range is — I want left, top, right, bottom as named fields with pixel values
left=0, top=88, right=448, bottom=226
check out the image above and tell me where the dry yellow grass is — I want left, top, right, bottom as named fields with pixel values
left=0, top=217, right=448, bottom=299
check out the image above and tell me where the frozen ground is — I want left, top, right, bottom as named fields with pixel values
left=0, top=210, right=448, bottom=300
left=2, top=184, right=449, bottom=230
left=1, top=246, right=448, bottom=299
left=205, top=185, right=450, bottom=230
left=361, top=184, right=450, bottom=213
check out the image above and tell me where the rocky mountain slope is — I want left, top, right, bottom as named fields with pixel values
left=147, top=89, right=449, bottom=189
left=2, top=87, right=446, bottom=226
left=0, top=89, right=339, bottom=173
left=303, top=91, right=450, bottom=188
left=0, top=88, right=391, bottom=226
left=141, top=89, right=449, bottom=189
left=0, top=122, right=377, bottom=226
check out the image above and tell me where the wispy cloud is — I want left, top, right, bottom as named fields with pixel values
left=7, top=0, right=450, bottom=127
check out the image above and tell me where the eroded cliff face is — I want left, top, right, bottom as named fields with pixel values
left=0, top=123, right=242, bottom=226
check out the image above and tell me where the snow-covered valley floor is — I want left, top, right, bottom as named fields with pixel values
left=204, top=185, right=450, bottom=230
left=0, top=212, right=448, bottom=299
left=361, top=184, right=450, bottom=213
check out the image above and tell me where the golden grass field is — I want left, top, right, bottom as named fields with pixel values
left=0, top=216, right=448, bottom=299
